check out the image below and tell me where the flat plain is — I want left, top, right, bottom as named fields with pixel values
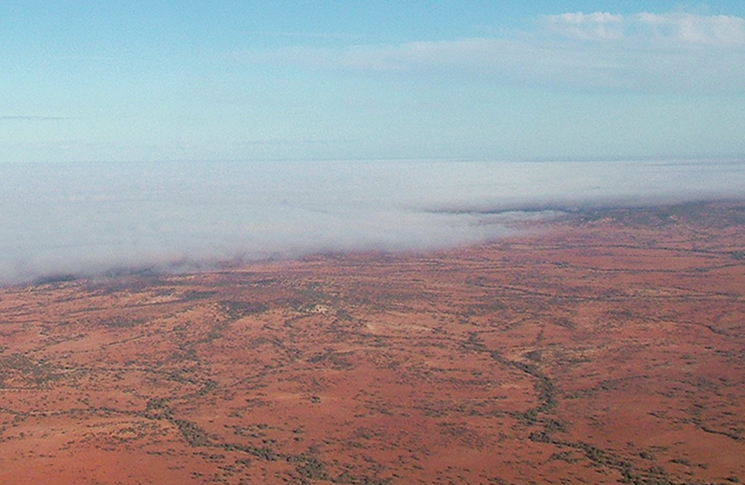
left=1, top=201, right=744, bottom=485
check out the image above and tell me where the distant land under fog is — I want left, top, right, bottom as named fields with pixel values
left=1, top=159, right=744, bottom=285
left=0, top=200, right=743, bottom=484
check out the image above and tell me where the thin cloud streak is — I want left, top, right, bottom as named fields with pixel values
left=238, top=12, right=745, bottom=93
left=0, top=115, right=69, bottom=121
left=263, top=31, right=361, bottom=40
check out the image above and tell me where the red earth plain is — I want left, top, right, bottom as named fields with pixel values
left=1, top=201, right=744, bottom=485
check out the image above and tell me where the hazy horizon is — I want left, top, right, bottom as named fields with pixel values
left=1, top=158, right=743, bottom=286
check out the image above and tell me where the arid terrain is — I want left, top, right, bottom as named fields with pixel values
left=1, top=201, right=744, bottom=485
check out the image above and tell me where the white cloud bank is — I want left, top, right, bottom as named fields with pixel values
left=1, top=159, right=744, bottom=285
left=242, top=12, right=745, bottom=92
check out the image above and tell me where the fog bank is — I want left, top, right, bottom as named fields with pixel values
left=1, top=159, right=743, bottom=285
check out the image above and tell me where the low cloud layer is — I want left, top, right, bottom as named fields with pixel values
left=240, top=12, right=745, bottom=93
left=1, top=159, right=743, bottom=286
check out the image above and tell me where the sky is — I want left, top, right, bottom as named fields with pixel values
left=2, top=1, right=745, bottom=163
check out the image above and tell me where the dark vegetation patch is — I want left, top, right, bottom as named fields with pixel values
left=174, top=419, right=211, bottom=447
left=576, top=201, right=745, bottom=229
left=33, top=273, right=78, bottom=285
left=182, top=290, right=218, bottom=301
left=99, top=317, right=147, bottom=329
left=220, top=300, right=269, bottom=319
left=0, top=354, right=63, bottom=387
left=294, top=457, right=329, bottom=481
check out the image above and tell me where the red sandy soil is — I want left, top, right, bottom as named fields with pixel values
left=1, top=201, right=744, bottom=485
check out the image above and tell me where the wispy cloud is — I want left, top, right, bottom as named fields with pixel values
left=544, top=12, right=745, bottom=45
left=238, top=12, right=745, bottom=93
left=543, top=12, right=625, bottom=41
left=262, top=31, right=360, bottom=40
left=0, top=115, right=69, bottom=121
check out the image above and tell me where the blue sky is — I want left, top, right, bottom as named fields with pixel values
left=2, top=1, right=745, bottom=163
